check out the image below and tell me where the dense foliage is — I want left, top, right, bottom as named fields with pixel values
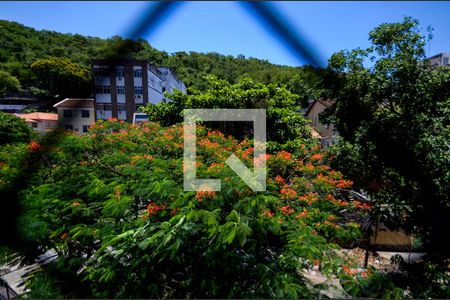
left=0, top=112, right=34, bottom=145
left=324, top=17, right=450, bottom=298
left=31, top=57, right=91, bottom=98
left=0, top=70, right=20, bottom=96
left=0, top=20, right=328, bottom=102
left=0, top=120, right=380, bottom=298
left=143, top=76, right=311, bottom=144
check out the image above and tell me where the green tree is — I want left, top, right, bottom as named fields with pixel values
left=30, top=57, right=91, bottom=98
left=143, top=76, right=311, bottom=144
left=5, top=120, right=370, bottom=298
left=0, top=112, right=34, bottom=145
left=0, top=70, right=20, bottom=97
left=324, top=17, right=450, bottom=298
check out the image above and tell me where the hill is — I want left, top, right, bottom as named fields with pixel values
left=0, top=19, right=329, bottom=103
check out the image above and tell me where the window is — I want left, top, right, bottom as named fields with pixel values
left=82, top=125, right=90, bottom=133
left=94, top=67, right=109, bottom=77
left=95, top=85, right=111, bottom=94
left=65, top=124, right=73, bottom=130
left=117, top=86, right=125, bottom=94
left=81, top=110, right=90, bottom=118
left=134, top=68, right=142, bottom=78
left=96, top=103, right=112, bottom=111
left=63, top=110, right=72, bottom=118
left=444, top=57, right=449, bottom=66
left=116, top=69, right=124, bottom=78
left=31, top=122, right=38, bottom=128
left=134, top=86, right=143, bottom=95
left=117, top=103, right=126, bottom=111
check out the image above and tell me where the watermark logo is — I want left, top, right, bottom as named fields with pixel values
left=184, top=109, right=266, bottom=192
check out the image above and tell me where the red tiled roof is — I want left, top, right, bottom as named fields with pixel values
left=18, top=112, right=58, bottom=121
left=53, top=98, right=94, bottom=108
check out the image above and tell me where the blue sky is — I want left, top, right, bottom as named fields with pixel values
left=0, top=1, right=449, bottom=66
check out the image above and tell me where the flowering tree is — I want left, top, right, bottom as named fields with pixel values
left=1, top=120, right=381, bottom=298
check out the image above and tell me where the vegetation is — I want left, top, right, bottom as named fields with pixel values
left=324, top=17, right=450, bottom=298
left=0, top=70, right=20, bottom=97
left=0, top=20, right=328, bottom=102
left=0, top=120, right=375, bottom=298
left=0, top=112, right=34, bottom=145
left=31, top=57, right=91, bottom=98
left=0, top=15, right=449, bottom=299
left=143, top=76, right=311, bottom=144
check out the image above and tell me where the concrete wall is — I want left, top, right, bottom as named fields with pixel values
left=57, top=107, right=95, bottom=134
left=29, top=120, right=58, bottom=133
left=306, top=101, right=338, bottom=145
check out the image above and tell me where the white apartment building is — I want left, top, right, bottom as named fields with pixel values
left=91, top=59, right=186, bottom=123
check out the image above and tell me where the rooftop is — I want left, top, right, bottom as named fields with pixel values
left=17, top=112, right=58, bottom=122
left=53, top=98, right=94, bottom=108
left=305, top=98, right=335, bottom=116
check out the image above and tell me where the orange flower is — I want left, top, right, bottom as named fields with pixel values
left=353, top=200, right=372, bottom=210
left=296, top=208, right=309, bottom=219
left=242, top=147, right=254, bottom=160
left=304, top=163, right=315, bottom=172
left=207, top=130, right=225, bottom=138
left=61, top=233, right=69, bottom=240
left=263, top=210, right=275, bottom=218
left=72, top=201, right=81, bottom=207
left=277, top=150, right=292, bottom=161
left=195, top=190, right=216, bottom=202
left=207, top=162, right=225, bottom=172
left=147, top=201, right=166, bottom=217
left=280, top=187, right=298, bottom=200
left=107, top=117, right=118, bottom=122
left=279, top=205, right=294, bottom=215
left=254, top=153, right=270, bottom=166
left=28, top=141, right=41, bottom=151
left=335, top=179, right=353, bottom=189
left=298, top=192, right=318, bottom=205
left=275, top=175, right=285, bottom=185
left=310, top=153, right=323, bottom=161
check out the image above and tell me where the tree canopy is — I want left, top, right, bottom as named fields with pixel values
left=0, top=120, right=376, bottom=298
left=30, top=57, right=91, bottom=98
left=0, top=70, right=20, bottom=97
left=324, top=17, right=450, bottom=298
left=143, top=76, right=311, bottom=144
left=0, top=112, right=34, bottom=145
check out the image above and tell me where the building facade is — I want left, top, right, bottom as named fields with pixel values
left=426, top=53, right=450, bottom=67
left=91, top=59, right=186, bottom=123
left=305, top=98, right=339, bottom=146
left=16, top=112, right=58, bottom=134
left=53, top=98, right=95, bottom=134
left=0, top=96, right=38, bottom=113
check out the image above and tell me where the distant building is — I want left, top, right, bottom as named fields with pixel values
left=0, top=96, right=38, bottom=113
left=16, top=112, right=58, bottom=133
left=305, top=98, right=339, bottom=146
left=53, top=98, right=95, bottom=134
left=91, top=59, right=186, bottom=123
left=426, top=53, right=450, bottom=67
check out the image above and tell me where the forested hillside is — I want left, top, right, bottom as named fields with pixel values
left=0, top=19, right=328, bottom=103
